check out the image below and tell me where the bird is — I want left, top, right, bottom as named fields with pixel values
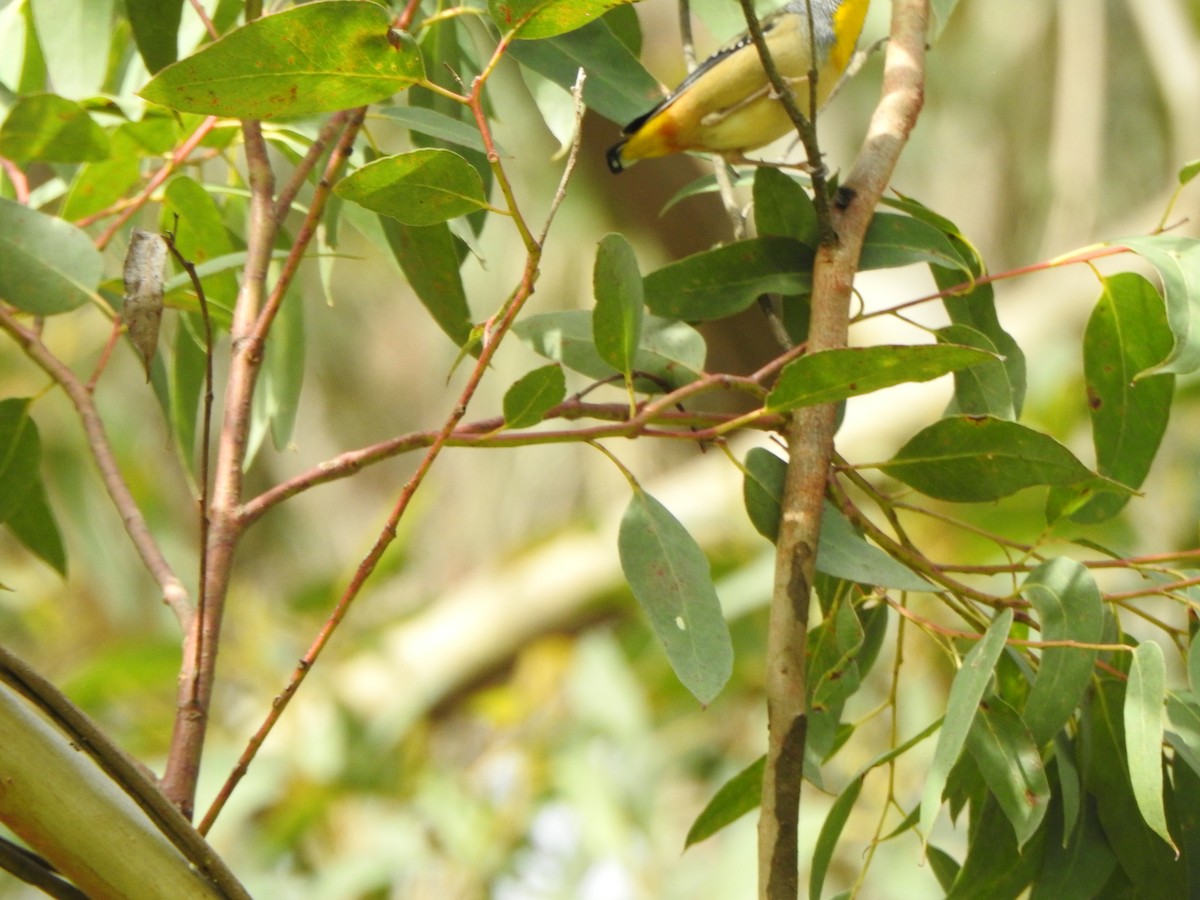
left=606, top=0, right=871, bottom=173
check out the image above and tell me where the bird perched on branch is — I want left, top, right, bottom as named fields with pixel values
left=607, top=0, right=871, bottom=173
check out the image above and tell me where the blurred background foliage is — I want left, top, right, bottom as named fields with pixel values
left=1, top=0, right=1199, bottom=896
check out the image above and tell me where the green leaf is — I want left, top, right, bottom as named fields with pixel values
left=6, top=477, right=66, bottom=575
left=684, top=756, right=764, bottom=848
left=927, top=845, right=961, bottom=893
left=1055, top=273, right=1174, bottom=523
left=0, top=93, right=109, bottom=163
left=490, top=0, right=633, bottom=39
left=506, top=17, right=661, bottom=124
left=934, top=237, right=1026, bottom=416
left=264, top=285, right=306, bottom=453
left=514, top=310, right=705, bottom=391
left=618, top=489, right=733, bottom=704
left=1085, top=678, right=1187, bottom=895
left=592, top=232, right=643, bottom=381
left=380, top=217, right=473, bottom=347
left=169, top=315, right=207, bottom=477
left=765, top=344, right=995, bottom=413
left=937, top=324, right=1014, bottom=418
left=1165, top=692, right=1200, bottom=780
left=1020, top=559, right=1103, bottom=746
left=753, top=168, right=816, bottom=242
left=140, top=1, right=423, bottom=119
left=0, top=399, right=40, bottom=524
left=1180, top=159, right=1200, bottom=185
left=1119, top=234, right=1200, bottom=375
left=966, top=696, right=1051, bottom=849
left=503, top=364, right=566, bottom=428
left=62, top=155, right=143, bottom=222
left=377, top=106, right=490, bottom=154
left=1125, top=641, right=1176, bottom=853
left=920, top=609, right=1014, bottom=844
left=944, top=793, right=1044, bottom=899
left=1190, top=633, right=1200, bottom=694
left=643, top=237, right=813, bottom=321
left=742, top=448, right=933, bottom=590
left=335, top=149, right=489, bottom=226
left=161, top=175, right=238, bottom=306
left=810, top=775, right=865, bottom=899
left=859, top=213, right=971, bottom=275
left=1029, top=796, right=1117, bottom=900
left=29, top=0, right=113, bottom=99
left=125, top=0, right=184, bottom=74
left=881, top=416, right=1117, bottom=503
left=0, top=197, right=101, bottom=314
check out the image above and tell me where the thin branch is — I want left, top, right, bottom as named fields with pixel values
left=0, top=309, right=192, bottom=627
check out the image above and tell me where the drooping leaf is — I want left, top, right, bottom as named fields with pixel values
left=881, top=416, right=1120, bottom=503
left=1020, top=558, right=1104, bottom=746
left=125, top=0, right=184, bottom=74
left=335, top=149, right=489, bottom=227
left=966, top=696, right=1051, bottom=849
left=6, top=477, right=66, bottom=575
left=0, top=93, right=109, bottom=162
left=378, top=105, right=490, bottom=154
left=506, top=16, right=660, bottom=125
left=944, top=793, right=1044, bottom=900
left=0, top=399, right=39, bottom=524
left=920, top=610, right=1014, bottom=844
left=161, top=175, right=238, bottom=306
left=1119, top=234, right=1200, bottom=376
left=29, top=0, right=113, bottom=99
left=684, top=756, right=764, bottom=848
left=0, top=197, right=102, bottom=314
left=765, top=344, right=995, bottom=413
left=514, top=310, right=705, bottom=391
left=937, top=324, right=1014, bottom=418
left=379, top=217, right=473, bottom=347
left=1053, top=272, right=1174, bottom=523
left=810, top=775, right=865, bottom=900
left=618, top=489, right=733, bottom=704
left=490, top=0, right=633, bottom=39
left=140, top=1, right=423, bottom=119
left=643, top=237, right=813, bottom=321
left=742, top=448, right=933, bottom=590
left=1125, top=641, right=1176, bottom=853
left=1029, top=795, right=1118, bottom=900
left=503, top=364, right=566, bottom=428
left=592, top=232, right=643, bottom=383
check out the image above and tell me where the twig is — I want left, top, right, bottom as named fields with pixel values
left=0, top=309, right=192, bottom=627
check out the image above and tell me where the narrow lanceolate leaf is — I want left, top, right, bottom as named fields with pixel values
left=881, top=416, right=1121, bottom=503
left=937, top=325, right=1014, bottom=419
left=335, top=149, right=488, bottom=226
left=966, top=697, right=1051, bottom=850
left=1119, top=235, right=1200, bottom=376
left=0, top=400, right=40, bottom=524
left=1165, top=692, right=1200, bottom=779
left=1190, top=632, right=1200, bottom=694
left=858, top=213, right=972, bottom=275
left=125, top=0, right=184, bottom=73
left=753, top=168, right=816, bottom=243
left=643, top=237, right=813, bottom=321
left=503, top=364, right=566, bottom=428
left=765, top=344, right=995, bottom=413
left=0, top=94, right=109, bottom=163
left=379, top=217, right=473, bottom=348
left=29, top=0, right=113, bottom=99
left=592, top=233, right=643, bottom=381
left=1021, top=558, right=1104, bottom=746
left=140, top=1, right=423, bottom=119
left=618, top=489, right=733, bottom=705
left=920, top=609, right=1013, bottom=844
left=0, top=198, right=102, bottom=315
left=685, top=756, right=765, bottom=848
left=810, top=775, right=866, bottom=900
left=490, top=0, right=632, bottom=39
left=1063, top=273, right=1174, bottom=523
left=1125, top=641, right=1176, bottom=853
left=6, top=478, right=66, bottom=575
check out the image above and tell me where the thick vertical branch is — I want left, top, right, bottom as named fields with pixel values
left=757, top=2, right=928, bottom=897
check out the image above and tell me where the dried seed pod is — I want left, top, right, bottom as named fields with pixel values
left=122, top=228, right=168, bottom=380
